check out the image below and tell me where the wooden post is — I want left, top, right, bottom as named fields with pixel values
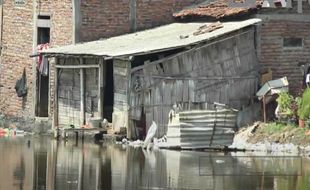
left=263, top=95, right=267, bottom=123
left=53, top=58, right=59, bottom=129
left=98, top=58, right=104, bottom=119
left=127, top=61, right=132, bottom=139
left=80, top=58, right=85, bottom=126
left=72, top=0, right=81, bottom=44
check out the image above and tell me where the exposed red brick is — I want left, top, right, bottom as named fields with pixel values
left=260, top=21, right=310, bottom=95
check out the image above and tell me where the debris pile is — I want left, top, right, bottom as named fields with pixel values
left=193, top=21, right=223, bottom=36
left=0, top=127, right=25, bottom=137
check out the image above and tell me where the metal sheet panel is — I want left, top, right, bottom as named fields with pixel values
left=161, top=109, right=237, bottom=149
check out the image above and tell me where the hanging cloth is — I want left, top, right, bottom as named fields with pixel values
left=40, top=56, right=49, bottom=76
left=15, top=68, right=28, bottom=97
left=37, top=43, right=49, bottom=75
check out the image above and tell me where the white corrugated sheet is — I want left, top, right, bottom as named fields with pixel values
left=43, top=18, right=261, bottom=57
left=156, top=109, right=238, bottom=150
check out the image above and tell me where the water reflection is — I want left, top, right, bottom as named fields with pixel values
left=0, top=137, right=310, bottom=190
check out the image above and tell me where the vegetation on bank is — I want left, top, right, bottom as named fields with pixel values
left=245, top=87, right=310, bottom=145
left=276, top=88, right=310, bottom=127
left=248, top=122, right=310, bottom=145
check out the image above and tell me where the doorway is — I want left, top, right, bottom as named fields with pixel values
left=103, top=60, right=114, bottom=122
left=36, top=26, right=50, bottom=117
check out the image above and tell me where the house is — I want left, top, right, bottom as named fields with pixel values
left=174, top=0, right=310, bottom=95
left=0, top=0, right=202, bottom=124
left=43, top=18, right=261, bottom=138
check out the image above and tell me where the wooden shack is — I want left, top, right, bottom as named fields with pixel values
left=43, top=18, right=261, bottom=139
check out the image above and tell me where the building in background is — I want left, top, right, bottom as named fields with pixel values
left=0, top=0, right=202, bottom=123
left=174, top=0, right=310, bottom=95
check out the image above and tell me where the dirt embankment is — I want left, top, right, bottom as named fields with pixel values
left=231, top=122, right=310, bottom=154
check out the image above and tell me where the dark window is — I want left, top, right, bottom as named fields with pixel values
left=38, top=15, right=50, bottom=20
left=37, top=27, right=50, bottom=44
left=283, top=38, right=303, bottom=48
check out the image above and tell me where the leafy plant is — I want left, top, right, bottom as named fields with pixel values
left=276, top=92, right=294, bottom=117
left=298, top=88, right=310, bottom=120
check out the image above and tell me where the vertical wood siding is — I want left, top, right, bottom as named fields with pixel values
left=130, top=28, right=259, bottom=137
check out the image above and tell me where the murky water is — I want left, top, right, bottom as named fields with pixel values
left=1, top=137, right=310, bottom=190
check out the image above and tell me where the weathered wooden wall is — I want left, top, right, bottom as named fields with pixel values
left=58, top=58, right=81, bottom=127
left=57, top=58, right=101, bottom=128
left=130, top=27, right=259, bottom=137
left=84, top=58, right=100, bottom=122
left=112, top=59, right=130, bottom=133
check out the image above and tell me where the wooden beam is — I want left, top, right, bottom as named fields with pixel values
left=55, top=64, right=99, bottom=69
left=80, top=58, right=85, bottom=125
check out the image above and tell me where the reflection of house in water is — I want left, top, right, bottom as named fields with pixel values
left=1, top=138, right=307, bottom=190
left=0, top=139, right=34, bottom=190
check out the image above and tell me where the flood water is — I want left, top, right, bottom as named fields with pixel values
left=1, top=137, right=310, bottom=190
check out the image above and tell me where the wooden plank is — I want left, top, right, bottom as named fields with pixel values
left=163, top=81, right=171, bottom=106
left=159, top=83, right=164, bottom=137
left=114, top=67, right=128, bottom=76
left=80, top=58, right=85, bottom=126
left=126, top=62, right=131, bottom=139
left=171, top=58, right=180, bottom=75
left=114, top=75, right=127, bottom=91
left=54, top=59, right=59, bottom=128
left=176, top=80, right=183, bottom=102
left=55, top=64, right=99, bottom=69
left=114, top=59, right=128, bottom=68
left=144, top=91, right=151, bottom=106
left=114, top=93, right=127, bottom=102
left=182, top=80, right=189, bottom=102
left=98, top=59, right=104, bottom=119
left=189, top=80, right=195, bottom=103
left=171, top=81, right=177, bottom=104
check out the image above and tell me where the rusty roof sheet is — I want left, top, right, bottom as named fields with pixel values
left=174, top=0, right=262, bottom=20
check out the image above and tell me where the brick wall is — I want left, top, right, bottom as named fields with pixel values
left=80, top=0, right=202, bottom=42
left=80, top=0, right=131, bottom=42
left=136, top=0, right=199, bottom=30
left=0, top=1, right=34, bottom=117
left=260, top=20, right=310, bottom=95
left=0, top=0, right=73, bottom=118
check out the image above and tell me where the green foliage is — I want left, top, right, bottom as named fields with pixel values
left=295, top=96, right=302, bottom=109
left=298, top=88, right=310, bottom=120
left=264, top=123, right=286, bottom=134
left=263, top=122, right=309, bottom=138
left=276, top=92, right=294, bottom=117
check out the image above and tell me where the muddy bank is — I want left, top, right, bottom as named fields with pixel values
left=231, top=122, right=310, bottom=155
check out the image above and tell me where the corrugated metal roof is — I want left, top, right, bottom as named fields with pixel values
left=43, top=18, right=261, bottom=57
